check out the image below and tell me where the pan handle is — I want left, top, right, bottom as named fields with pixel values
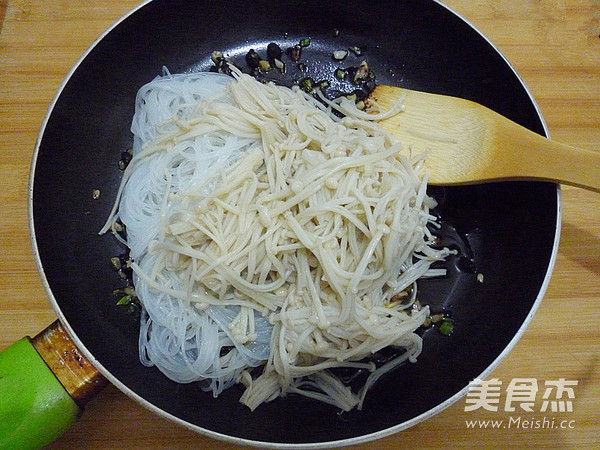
left=0, top=320, right=107, bottom=449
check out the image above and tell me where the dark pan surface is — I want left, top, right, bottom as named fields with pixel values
left=31, top=0, right=559, bottom=445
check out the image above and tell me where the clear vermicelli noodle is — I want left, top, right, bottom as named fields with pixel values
left=101, top=68, right=454, bottom=411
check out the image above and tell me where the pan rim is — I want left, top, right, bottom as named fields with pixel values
left=27, top=0, right=562, bottom=447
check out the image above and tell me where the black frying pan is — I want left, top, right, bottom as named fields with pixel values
left=28, top=0, right=559, bottom=446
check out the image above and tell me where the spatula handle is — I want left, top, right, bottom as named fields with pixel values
left=494, top=116, right=600, bottom=192
left=532, top=139, right=600, bottom=192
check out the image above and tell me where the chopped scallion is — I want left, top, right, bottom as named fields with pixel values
left=300, top=77, right=314, bottom=92
left=299, top=37, right=311, bottom=47
left=117, top=295, right=132, bottom=306
left=335, top=68, right=347, bottom=79
left=438, top=317, right=454, bottom=336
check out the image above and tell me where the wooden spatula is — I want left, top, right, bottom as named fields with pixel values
left=370, top=85, right=600, bottom=191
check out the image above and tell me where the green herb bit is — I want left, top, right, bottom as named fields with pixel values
left=318, top=79, right=330, bottom=90
left=438, top=317, right=455, bottom=336
left=299, top=37, right=311, bottom=47
left=300, top=77, right=314, bottom=92
left=117, top=295, right=132, bottom=306
left=335, top=68, right=347, bottom=80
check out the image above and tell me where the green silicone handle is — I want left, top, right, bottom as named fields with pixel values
left=0, top=338, right=80, bottom=449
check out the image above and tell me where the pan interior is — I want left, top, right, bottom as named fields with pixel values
left=31, top=0, right=558, bottom=445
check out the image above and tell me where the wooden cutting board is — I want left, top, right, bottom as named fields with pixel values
left=0, top=0, right=598, bottom=448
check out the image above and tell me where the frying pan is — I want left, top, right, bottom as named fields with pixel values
left=3, top=0, right=559, bottom=447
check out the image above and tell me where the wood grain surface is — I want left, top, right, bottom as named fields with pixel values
left=0, top=0, right=598, bottom=448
